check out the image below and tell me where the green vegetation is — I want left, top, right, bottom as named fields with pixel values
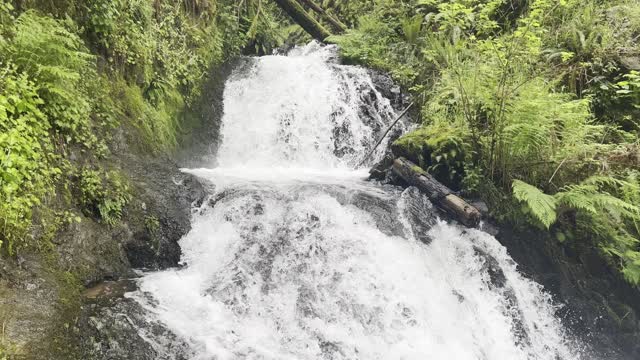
left=1, top=0, right=638, bottom=297
left=0, top=1, right=288, bottom=253
left=78, top=168, right=131, bottom=226
left=326, top=0, right=640, bottom=284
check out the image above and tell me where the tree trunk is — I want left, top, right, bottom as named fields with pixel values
left=299, top=0, right=348, bottom=33
left=392, top=157, right=481, bottom=227
left=273, top=0, right=332, bottom=41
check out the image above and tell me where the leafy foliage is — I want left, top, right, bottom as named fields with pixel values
left=6, top=11, right=96, bottom=140
left=0, top=65, right=57, bottom=253
left=0, top=1, right=286, bottom=252
left=79, top=168, right=131, bottom=226
left=0, top=9, right=108, bottom=253
left=512, top=180, right=557, bottom=229
left=393, top=123, right=468, bottom=190
left=331, top=0, right=640, bottom=284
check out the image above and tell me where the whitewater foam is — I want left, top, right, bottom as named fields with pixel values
left=130, top=42, right=585, bottom=360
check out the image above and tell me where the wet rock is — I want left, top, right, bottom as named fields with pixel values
left=56, top=217, right=134, bottom=286
left=474, top=246, right=530, bottom=347
left=177, top=59, right=242, bottom=168
left=608, top=301, right=638, bottom=333
left=496, top=226, right=640, bottom=359
left=469, top=200, right=490, bottom=216
left=0, top=254, right=59, bottom=356
left=398, top=187, right=437, bottom=244
left=83, top=280, right=138, bottom=303
left=79, top=298, right=192, bottom=360
left=338, top=188, right=408, bottom=238
left=452, top=290, right=465, bottom=303
left=367, top=69, right=409, bottom=111
left=320, top=340, right=344, bottom=359
left=475, top=247, right=508, bottom=289
left=118, top=156, right=207, bottom=270
left=369, top=153, right=395, bottom=180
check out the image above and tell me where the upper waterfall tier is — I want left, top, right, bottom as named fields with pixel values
left=216, top=42, right=397, bottom=170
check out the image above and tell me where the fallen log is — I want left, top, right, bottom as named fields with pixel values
left=273, top=0, right=332, bottom=41
left=299, top=0, right=348, bottom=33
left=392, top=157, right=481, bottom=227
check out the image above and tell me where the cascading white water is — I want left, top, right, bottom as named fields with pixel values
left=130, top=43, right=586, bottom=360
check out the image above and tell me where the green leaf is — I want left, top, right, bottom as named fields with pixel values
left=512, top=180, right=558, bottom=228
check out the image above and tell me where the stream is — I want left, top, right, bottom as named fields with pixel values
left=128, top=42, right=587, bottom=360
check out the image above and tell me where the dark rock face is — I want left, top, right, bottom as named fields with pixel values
left=79, top=297, right=192, bottom=360
left=397, top=187, right=437, bottom=244
left=52, top=154, right=207, bottom=283
left=1, top=152, right=208, bottom=358
left=364, top=69, right=416, bottom=175
left=0, top=253, right=61, bottom=355
left=177, top=58, right=249, bottom=168
left=117, top=155, right=206, bottom=270
left=496, top=227, right=640, bottom=360
left=474, top=246, right=530, bottom=347
left=366, top=69, right=409, bottom=111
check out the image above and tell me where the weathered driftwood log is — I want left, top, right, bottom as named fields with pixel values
left=273, top=0, right=332, bottom=41
left=392, top=157, right=481, bottom=227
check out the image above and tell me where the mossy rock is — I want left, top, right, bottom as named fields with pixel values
left=392, top=124, right=469, bottom=191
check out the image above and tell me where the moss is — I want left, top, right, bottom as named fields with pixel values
left=411, top=165, right=426, bottom=175
left=23, top=254, right=85, bottom=360
left=393, top=124, right=469, bottom=191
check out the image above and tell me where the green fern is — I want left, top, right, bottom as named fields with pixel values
left=5, top=10, right=95, bottom=142
left=554, top=184, right=598, bottom=214
left=401, top=14, right=423, bottom=44
left=512, top=180, right=558, bottom=228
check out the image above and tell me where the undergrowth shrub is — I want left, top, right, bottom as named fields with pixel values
left=0, top=65, right=58, bottom=253
left=544, top=0, right=640, bottom=126
left=79, top=168, right=131, bottom=226
left=4, top=10, right=97, bottom=144
left=0, top=9, right=108, bottom=253
left=114, top=79, right=182, bottom=151
left=329, top=13, right=424, bottom=86
left=0, top=0, right=286, bottom=252
left=86, top=0, right=154, bottom=82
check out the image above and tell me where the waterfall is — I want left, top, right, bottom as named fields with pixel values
left=130, top=42, right=586, bottom=360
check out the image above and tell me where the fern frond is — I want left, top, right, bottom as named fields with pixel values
left=592, top=193, right=640, bottom=220
left=555, top=184, right=597, bottom=214
left=512, top=180, right=558, bottom=228
left=582, top=175, right=637, bottom=191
